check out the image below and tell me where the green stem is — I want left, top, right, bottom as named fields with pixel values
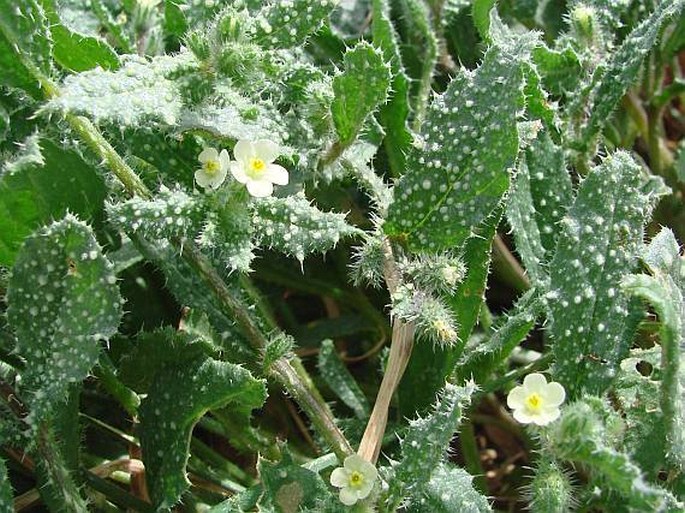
left=459, top=419, right=488, bottom=494
left=81, top=469, right=154, bottom=512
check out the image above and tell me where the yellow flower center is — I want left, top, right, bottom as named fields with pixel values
left=203, top=159, right=221, bottom=176
left=349, top=471, right=364, bottom=488
left=247, top=157, right=266, bottom=178
left=525, top=393, right=543, bottom=412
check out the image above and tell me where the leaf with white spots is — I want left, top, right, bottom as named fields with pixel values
left=0, top=137, right=108, bottom=267
left=251, top=194, right=361, bottom=262
left=580, top=0, right=685, bottom=145
left=139, top=357, right=266, bottom=509
left=507, top=132, right=572, bottom=286
left=106, top=186, right=207, bottom=241
left=317, top=339, right=370, bottom=419
left=258, top=450, right=334, bottom=512
left=389, top=382, right=476, bottom=505
left=0, top=0, right=52, bottom=99
left=6, top=215, right=122, bottom=425
left=47, top=53, right=194, bottom=127
left=331, top=42, right=392, bottom=148
left=548, top=152, right=665, bottom=398
left=385, top=22, right=537, bottom=252
left=405, top=462, right=491, bottom=513
left=254, top=0, right=337, bottom=49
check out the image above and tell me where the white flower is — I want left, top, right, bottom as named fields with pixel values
left=230, top=139, right=288, bottom=198
left=195, top=147, right=229, bottom=190
left=330, top=454, right=377, bottom=506
left=507, top=373, right=566, bottom=426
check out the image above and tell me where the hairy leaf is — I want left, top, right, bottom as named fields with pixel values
left=139, top=357, right=266, bottom=509
left=6, top=215, right=122, bottom=425
left=0, top=137, right=107, bottom=266
left=331, top=42, right=391, bottom=148
left=251, top=194, right=360, bottom=262
left=549, top=152, right=659, bottom=397
left=581, top=0, right=685, bottom=144
left=406, top=462, right=491, bottom=513
left=254, top=0, right=337, bottom=49
left=385, top=18, right=536, bottom=251
left=318, top=339, right=370, bottom=419
left=0, top=457, right=12, bottom=513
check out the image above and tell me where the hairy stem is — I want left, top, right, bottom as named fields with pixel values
left=358, top=239, right=416, bottom=463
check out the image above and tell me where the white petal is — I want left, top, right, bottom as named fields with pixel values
left=253, top=139, right=281, bottom=163
left=194, top=169, right=211, bottom=188
left=234, top=139, right=255, bottom=163
left=198, top=147, right=218, bottom=164
left=230, top=162, right=248, bottom=184
left=512, top=408, right=534, bottom=424
left=219, top=149, right=230, bottom=170
left=541, top=382, right=566, bottom=407
left=344, top=454, right=366, bottom=472
left=207, top=167, right=228, bottom=190
left=265, top=164, right=289, bottom=185
left=506, top=386, right=526, bottom=409
left=533, top=408, right=560, bottom=426
left=330, top=468, right=349, bottom=488
left=339, top=487, right=358, bottom=506
left=522, top=373, right=547, bottom=392
left=357, top=479, right=375, bottom=498
left=246, top=179, right=273, bottom=198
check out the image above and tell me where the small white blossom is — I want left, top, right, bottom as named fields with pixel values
left=330, top=454, right=377, bottom=506
left=195, top=147, right=229, bottom=190
left=507, top=373, right=566, bottom=426
left=230, top=139, right=288, bottom=198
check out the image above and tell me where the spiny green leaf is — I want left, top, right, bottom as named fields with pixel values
left=580, top=0, right=685, bottom=144
left=406, top=462, right=491, bottom=513
left=107, top=186, right=207, bottom=241
left=48, top=53, right=194, bottom=126
left=0, top=457, right=12, bottom=513
left=457, top=289, right=543, bottom=383
left=385, top=20, right=537, bottom=251
left=254, top=0, right=337, bottom=49
left=0, top=137, right=107, bottom=266
left=0, top=0, right=52, bottom=98
left=6, top=215, right=122, bottom=425
left=527, top=458, right=574, bottom=513
left=548, top=398, right=681, bottom=511
left=331, top=42, right=391, bottom=148
left=49, top=24, right=119, bottom=72
left=251, top=194, right=360, bottom=262
left=623, top=228, right=684, bottom=472
left=258, top=450, right=335, bottom=512
left=372, top=0, right=412, bottom=176
left=390, top=382, right=476, bottom=504
left=139, top=357, right=266, bottom=509
left=549, top=151, right=661, bottom=398
left=318, top=339, right=370, bottom=419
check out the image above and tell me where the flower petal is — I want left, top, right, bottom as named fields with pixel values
left=506, top=385, right=526, bottom=409
left=265, top=164, right=289, bottom=185
left=522, top=372, right=547, bottom=392
left=195, top=169, right=211, bottom=188
left=246, top=179, right=274, bottom=198
left=234, top=139, right=255, bottom=163
left=208, top=167, right=228, bottom=190
left=330, top=468, right=349, bottom=488
left=339, top=487, right=358, bottom=506
left=357, top=478, right=375, bottom=498
left=253, top=139, right=281, bottom=163
left=512, top=408, right=535, bottom=424
left=230, top=162, right=248, bottom=184
left=344, top=454, right=366, bottom=472
left=541, top=382, right=566, bottom=407
left=198, top=147, right=218, bottom=163
left=219, top=149, right=230, bottom=170
left=533, top=408, right=560, bottom=426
